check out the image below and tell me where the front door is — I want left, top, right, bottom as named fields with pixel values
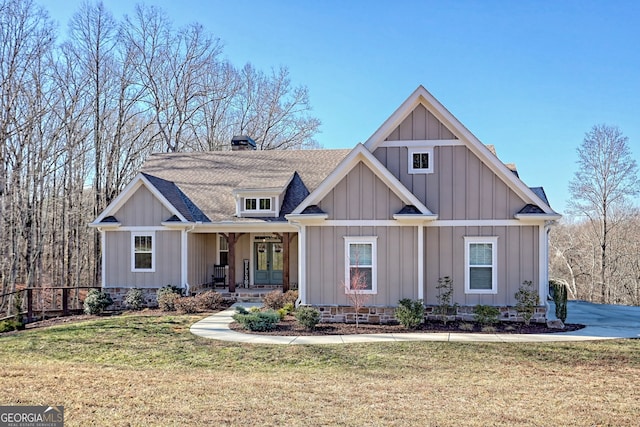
left=254, top=242, right=283, bottom=285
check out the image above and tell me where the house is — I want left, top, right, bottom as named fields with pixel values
left=91, top=86, right=560, bottom=322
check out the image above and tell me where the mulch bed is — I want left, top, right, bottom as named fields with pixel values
left=229, top=315, right=585, bottom=336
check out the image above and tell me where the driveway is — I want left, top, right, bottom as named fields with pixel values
left=561, top=301, right=640, bottom=339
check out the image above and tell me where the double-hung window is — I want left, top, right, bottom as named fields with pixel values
left=218, top=235, right=229, bottom=266
left=464, top=236, right=498, bottom=294
left=132, top=232, right=155, bottom=272
left=344, top=236, right=377, bottom=294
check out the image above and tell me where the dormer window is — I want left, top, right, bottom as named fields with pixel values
left=245, top=197, right=272, bottom=212
left=408, top=147, right=434, bottom=174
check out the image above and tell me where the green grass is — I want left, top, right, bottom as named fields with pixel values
left=1, top=313, right=639, bottom=426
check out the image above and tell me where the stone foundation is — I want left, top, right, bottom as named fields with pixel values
left=315, top=306, right=398, bottom=324
left=430, top=305, right=548, bottom=323
left=103, top=287, right=161, bottom=310
left=313, top=304, right=547, bottom=325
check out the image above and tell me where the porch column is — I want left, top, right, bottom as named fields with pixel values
left=283, top=232, right=290, bottom=292
left=228, top=233, right=237, bottom=293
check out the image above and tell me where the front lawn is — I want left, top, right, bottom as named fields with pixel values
left=1, top=313, right=639, bottom=426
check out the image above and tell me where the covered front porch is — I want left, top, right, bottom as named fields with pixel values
left=187, top=229, right=299, bottom=294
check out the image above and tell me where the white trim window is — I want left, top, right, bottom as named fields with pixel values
left=244, top=197, right=273, bottom=212
left=408, top=147, right=434, bottom=174
left=344, top=236, right=377, bottom=294
left=464, top=236, right=498, bottom=294
left=132, top=232, right=155, bottom=272
left=218, top=234, right=229, bottom=266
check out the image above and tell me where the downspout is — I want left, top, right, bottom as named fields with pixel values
left=289, top=221, right=305, bottom=306
left=417, top=225, right=424, bottom=301
left=540, top=221, right=554, bottom=320
left=182, top=225, right=195, bottom=295
left=97, top=227, right=106, bottom=289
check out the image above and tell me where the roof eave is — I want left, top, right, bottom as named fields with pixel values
left=514, top=213, right=562, bottom=224
left=392, top=214, right=439, bottom=224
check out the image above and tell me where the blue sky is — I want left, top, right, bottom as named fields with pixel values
left=41, top=0, right=640, bottom=214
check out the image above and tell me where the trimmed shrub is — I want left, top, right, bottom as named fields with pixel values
left=473, top=304, right=500, bottom=326
left=156, top=286, right=182, bottom=311
left=195, top=291, right=224, bottom=311
left=232, top=308, right=280, bottom=332
left=83, top=289, right=113, bottom=315
left=295, top=306, right=321, bottom=330
left=174, top=296, right=199, bottom=314
left=124, top=288, right=144, bottom=311
left=550, top=279, right=568, bottom=323
left=395, top=298, right=424, bottom=329
left=515, top=280, right=538, bottom=325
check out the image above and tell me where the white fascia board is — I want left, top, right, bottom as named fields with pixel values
left=88, top=222, right=121, bottom=229
left=392, top=214, right=438, bottom=224
left=160, top=221, right=196, bottom=228
left=189, top=222, right=298, bottom=233
left=363, top=85, right=557, bottom=214
left=92, top=173, right=188, bottom=225
left=292, top=144, right=433, bottom=215
left=514, top=213, right=562, bottom=224
left=285, top=213, right=329, bottom=224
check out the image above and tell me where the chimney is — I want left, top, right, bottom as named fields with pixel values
left=231, top=135, right=257, bottom=151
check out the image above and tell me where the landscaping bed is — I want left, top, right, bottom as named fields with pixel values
left=229, top=315, right=584, bottom=336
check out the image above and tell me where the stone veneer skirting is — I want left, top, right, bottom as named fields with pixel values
left=104, top=287, right=160, bottom=310
left=314, top=305, right=547, bottom=324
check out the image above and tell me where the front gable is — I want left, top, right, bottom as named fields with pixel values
left=365, top=86, right=558, bottom=218
left=317, top=161, right=406, bottom=220
left=91, top=173, right=189, bottom=228
left=289, top=144, right=436, bottom=222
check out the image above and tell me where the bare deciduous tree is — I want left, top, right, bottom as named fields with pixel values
left=566, top=124, right=639, bottom=303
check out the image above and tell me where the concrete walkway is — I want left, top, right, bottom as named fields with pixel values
left=189, top=301, right=640, bottom=345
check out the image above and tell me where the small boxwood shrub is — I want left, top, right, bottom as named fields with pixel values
left=124, top=288, right=144, bottom=310
left=157, top=286, right=182, bottom=311
left=195, top=291, right=224, bottom=311
left=395, top=298, right=424, bottom=329
left=83, top=289, right=113, bottom=315
left=232, top=307, right=280, bottom=331
left=295, top=306, right=321, bottom=330
left=473, top=304, right=500, bottom=326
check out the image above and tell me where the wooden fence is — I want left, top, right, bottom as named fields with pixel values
left=0, top=287, right=102, bottom=323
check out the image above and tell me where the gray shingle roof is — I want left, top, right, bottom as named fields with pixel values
left=140, top=149, right=351, bottom=222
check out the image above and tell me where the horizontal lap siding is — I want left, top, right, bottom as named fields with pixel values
left=424, top=226, right=539, bottom=306
left=105, top=230, right=181, bottom=288
left=306, top=226, right=417, bottom=306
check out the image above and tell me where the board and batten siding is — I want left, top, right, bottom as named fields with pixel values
left=187, top=233, right=217, bottom=286
left=374, top=145, right=527, bottom=220
left=384, top=103, right=457, bottom=140
left=424, top=225, right=539, bottom=307
left=305, top=226, right=418, bottom=307
left=318, top=161, right=405, bottom=220
left=104, top=230, right=181, bottom=288
left=115, top=185, right=173, bottom=226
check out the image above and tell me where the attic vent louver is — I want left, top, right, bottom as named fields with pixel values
left=231, top=135, right=257, bottom=151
